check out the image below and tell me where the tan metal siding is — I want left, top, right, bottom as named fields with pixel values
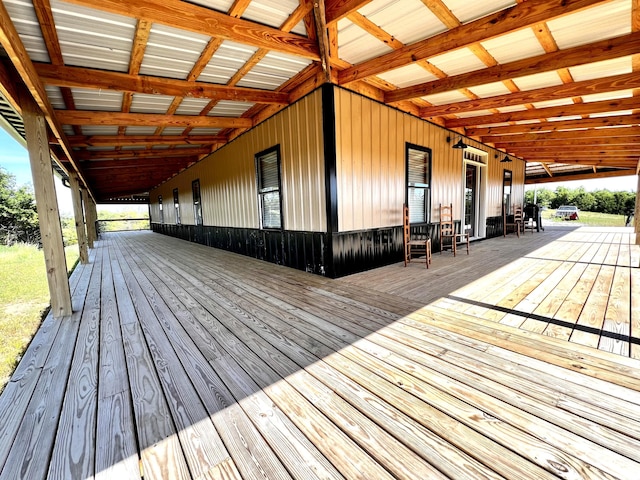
left=150, top=90, right=326, bottom=232
left=334, top=88, right=525, bottom=231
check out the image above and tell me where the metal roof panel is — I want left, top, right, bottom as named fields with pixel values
left=175, top=98, right=212, bottom=116
left=569, top=56, right=632, bottom=82
left=209, top=100, right=254, bottom=117
left=359, top=0, right=447, bottom=45
left=421, top=90, right=471, bottom=105
left=130, top=94, right=176, bottom=114
left=4, top=0, right=50, bottom=62
left=428, top=47, right=487, bottom=76
left=337, top=17, right=394, bottom=64
left=198, top=41, right=260, bottom=84
left=467, top=81, right=513, bottom=98
left=139, top=24, right=210, bottom=80
left=443, top=0, right=516, bottom=23
left=377, top=64, right=439, bottom=88
left=512, top=71, right=563, bottom=91
left=481, top=28, right=546, bottom=64
left=70, top=88, right=123, bottom=111
left=547, top=0, right=631, bottom=49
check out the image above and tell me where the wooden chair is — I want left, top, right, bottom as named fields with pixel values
left=403, top=204, right=431, bottom=268
left=504, top=205, right=523, bottom=238
left=439, top=203, right=469, bottom=256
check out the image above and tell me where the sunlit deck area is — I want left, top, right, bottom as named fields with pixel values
left=1, top=228, right=639, bottom=479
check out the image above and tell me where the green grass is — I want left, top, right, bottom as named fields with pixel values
left=0, top=244, right=79, bottom=392
left=543, top=209, right=629, bottom=227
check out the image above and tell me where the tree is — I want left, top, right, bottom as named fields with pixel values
left=0, top=168, right=40, bottom=245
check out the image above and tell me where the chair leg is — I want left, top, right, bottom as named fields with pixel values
left=426, top=238, right=432, bottom=268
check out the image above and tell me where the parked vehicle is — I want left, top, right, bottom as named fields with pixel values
left=555, top=205, right=579, bottom=220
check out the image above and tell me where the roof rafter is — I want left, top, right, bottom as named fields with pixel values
left=35, top=64, right=289, bottom=105
left=421, top=72, right=640, bottom=117
left=67, top=134, right=227, bottom=147
left=56, top=110, right=254, bottom=128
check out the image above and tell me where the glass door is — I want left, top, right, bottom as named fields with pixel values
left=465, top=164, right=478, bottom=237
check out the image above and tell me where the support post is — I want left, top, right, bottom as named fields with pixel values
left=21, top=92, right=72, bottom=317
left=68, top=171, right=89, bottom=263
left=85, top=195, right=98, bottom=248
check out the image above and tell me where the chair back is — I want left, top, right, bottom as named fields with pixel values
left=440, top=203, right=455, bottom=236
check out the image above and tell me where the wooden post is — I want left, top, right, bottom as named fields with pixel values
left=85, top=196, right=98, bottom=248
left=68, top=171, right=89, bottom=263
left=21, top=93, right=72, bottom=317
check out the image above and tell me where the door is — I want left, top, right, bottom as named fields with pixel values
left=465, top=164, right=478, bottom=237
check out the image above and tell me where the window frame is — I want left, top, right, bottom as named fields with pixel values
left=255, top=145, right=283, bottom=230
left=158, top=195, right=163, bottom=224
left=173, top=188, right=181, bottom=225
left=405, top=143, right=432, bottom=224
left=503, top=170, right=513, bottom=217
left=192, top=179, right=203, bottom=226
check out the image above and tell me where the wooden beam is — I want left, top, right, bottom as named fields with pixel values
left=635, top=173, right=640, bottom=243
left=0, top=0, right=91, bottom=197
left=313, top=0, right=333, bottom=82
left=526, top=168, right=636, bottom=184
left=495, top=136, right=640, bottom=148
left=76, top=148, right=207, bottom=160
left=21, top=90, right=72, bottom=317
left=67, top=134, right=227, bottom=147
left=56, top=110, right=253, bottom=128
left=35, top=64, right=290, bottom=105
left=445, top=96, right=640, bottom=128
left=82, top=157, right=193, bottom=169
left=68, top=171, right=89, bottom=264
left=541, top=162, right=553, bottom=177
left=521, top=157, right=639, bottom=167
left=467, top=114, right=640, bottom=136
left=326, top=0, right=372, bottom=24
left=388, top=32, right=640, bottom=103
left=482, top=126, right=640, bottom=143
left=85, top=195, right=97, bottom=248
left=63, top=0, right=320, bottom=60
left=338, top=0, right=611, bottom=84
left=420, top=72, right=640, bottom=117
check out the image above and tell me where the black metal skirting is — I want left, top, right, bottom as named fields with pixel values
left=152, top=218, right=503, bottom=278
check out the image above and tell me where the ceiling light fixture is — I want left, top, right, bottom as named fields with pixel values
left=446, top=135, right=468, bottom=150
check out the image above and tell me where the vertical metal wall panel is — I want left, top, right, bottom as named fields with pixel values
left=333, top=87, right=525, bottom=232
left=150, top=89, right=326, bottom=232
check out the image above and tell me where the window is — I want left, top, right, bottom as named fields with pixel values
left=158, top=195, right=163, bottom=224
left=503, top=170, right=512, bottom=216
left=256, top=145, right=282, bottom=229
left=173, top=188, right=181, bottom=225
left=406, top=144, right=431, bottom=223
left=192, top=179, right=203, bottom=226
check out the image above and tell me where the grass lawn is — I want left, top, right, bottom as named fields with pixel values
left=0, top=244, right=79, bottom=392
left=542, top=209, right=629, bottom=227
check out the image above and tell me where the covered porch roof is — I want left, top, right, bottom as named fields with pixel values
left=0, top=0, right=639, bottom=202
left=0, top=228, right=638, bottom=479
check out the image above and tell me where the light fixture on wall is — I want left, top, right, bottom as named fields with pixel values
left=446, top=135, right=468, bottom=149
left=500, top=155, right=512, bottom=163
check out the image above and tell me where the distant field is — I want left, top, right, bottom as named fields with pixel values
left=543, top=209, right=630, bottom=227
left=0, top=244, right=79, bottom=392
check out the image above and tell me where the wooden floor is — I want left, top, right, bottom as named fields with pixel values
left=1, top=229, right=639, bottom=479
left=341, top=225, right=640, bottom=358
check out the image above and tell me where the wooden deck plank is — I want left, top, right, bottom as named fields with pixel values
left=47, top=244, right=103, bottom=479
left=632, top=267, right=640, bottom=360
left=599, top=266, right=631, bottom=355
left=95, top=242, right=141, bottom=480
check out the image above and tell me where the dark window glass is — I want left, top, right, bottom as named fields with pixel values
left=192, top=179, right=202, bottom=226
left=173, top=188, right=181, bottom=225
left=256, top=146, right=282, bottom=229
left=406, top=144, right=431, bottom=223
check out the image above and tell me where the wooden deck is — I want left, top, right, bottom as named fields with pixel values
left=1, top=229, right=639, bottom=479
